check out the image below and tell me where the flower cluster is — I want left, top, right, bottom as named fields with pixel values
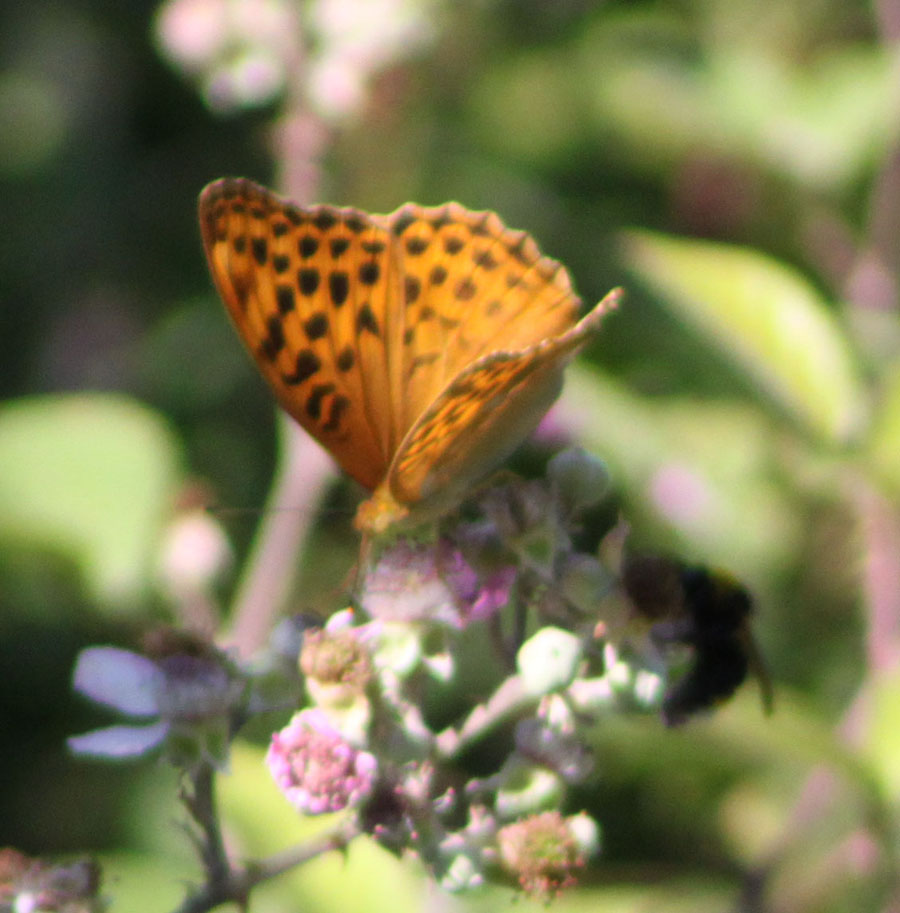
left=256, top=449, right=676, bottom=895
left=68, top=448, right=763, bottom=901
left=154, top=0, right=434, bottom=116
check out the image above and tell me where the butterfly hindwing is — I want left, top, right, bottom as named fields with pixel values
left=387, top=291, right=620, bottom=511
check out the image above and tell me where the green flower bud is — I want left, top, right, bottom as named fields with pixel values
left=548, top=447, right=609, bottom=512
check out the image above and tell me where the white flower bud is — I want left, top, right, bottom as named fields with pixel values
left=517, top=627, right=583, bottom=696
left=567, top=812, right=601, bottom=858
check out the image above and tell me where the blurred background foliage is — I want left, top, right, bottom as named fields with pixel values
left=2, top=0, right=900, bottom=910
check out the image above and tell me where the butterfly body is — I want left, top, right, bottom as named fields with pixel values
left=199, top=177, right=620, bottom=534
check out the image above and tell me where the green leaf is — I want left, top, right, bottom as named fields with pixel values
left=623, top=231, right=866, bottom=444
left=867, top=362, right=900, bottom=494
left=0, top=393, right=182, bottom=608
left=559, top=365, right=800, bottom=574
left=863, top=669, right=900, bottom=799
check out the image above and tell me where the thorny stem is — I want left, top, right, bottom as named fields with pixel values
left=174, top=765, right=359, bottom=913
left=181, top=765, right=230, bottom=891
left=172, top=826, right=360, bottom=913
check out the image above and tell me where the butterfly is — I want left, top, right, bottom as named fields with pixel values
left=198, top=177, right=620, bottom=534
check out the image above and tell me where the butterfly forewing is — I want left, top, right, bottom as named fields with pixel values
left=199, top=178, right=400, bottom=490
left=388, top=203, right=582, bottom=431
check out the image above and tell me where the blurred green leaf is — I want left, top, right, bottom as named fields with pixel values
left=867, top=363, right=900, bottom=494
left=471, top=50, right=588, bottom=166
left=96, top=851, right=195, bottom=912
left=705, top=47, right=900, bottom=189
left=863, top=669, right=900, bottom=799
left=582, top=14, right=899, bottom=189
left=560, top=365, right=800, bottom=574
left=622, top=231, right=866, bottom=443
left=0, top=393, right=182, bottom=608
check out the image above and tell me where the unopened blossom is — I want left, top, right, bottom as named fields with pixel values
left=547, top=446, right=610, bottom=513
left=516, top=627, right=583, bottom=696
left=267, top=709, right=377, bottom=815
left=497, top=811, right=585, bottom=898
left=156, top=502, right=232, bottom=600
left=300, top=627, right=371, bottom=686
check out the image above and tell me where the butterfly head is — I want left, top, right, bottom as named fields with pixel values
left=354, top=486, right=411, bottom=536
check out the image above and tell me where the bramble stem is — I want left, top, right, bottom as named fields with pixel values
left=174, top=765, right=358, bottom=913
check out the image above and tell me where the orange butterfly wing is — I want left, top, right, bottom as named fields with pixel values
left=386, top=290, right=620, bottom=512
left=199, top=178, right=404, bottom=490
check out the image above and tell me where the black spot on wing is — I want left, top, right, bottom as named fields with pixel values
left=405, top=276, right=421, bottom=304
left=330, top=238, right=350, bottom=258
left=299, top=269, right=320, bottom=296
left=284, top=350, right=320, bottom=385
left=454, top=278, right=477, bottom=301
left=337, top=346, right=355, bottom=371
left=357, top=304, right=380, bottom=336
left=323, top=394, right=351, bottom=432
left=306, top=383, right=335, bottom=419
left=359, top=262, right=380, bottom=285
left=259, top=315, right=285, bottom=361
left=329, top=271, right=349, bottom=306
left=276, top=285, right=295, bottom=314
left=304, top=312, right=329, bottom=341
left=313, top=211, right=337, bottom=232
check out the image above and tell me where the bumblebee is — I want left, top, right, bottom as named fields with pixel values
left=622, top=554, right=773, bottom=726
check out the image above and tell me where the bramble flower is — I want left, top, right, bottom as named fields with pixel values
left=359, top=539, right=514, bottom=628
left=497, top=811, right=586, bottom=899
left=267, top=708, right=377, bottom=815
left=442, top=548, right=517, bottom=626
left=298, top=618, right=375, bottom=741
left=67, top=639, right=242, bottom=768
left=305, top=0, right=434, bottom=119
left=494, top=763, right=565, bottom=819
